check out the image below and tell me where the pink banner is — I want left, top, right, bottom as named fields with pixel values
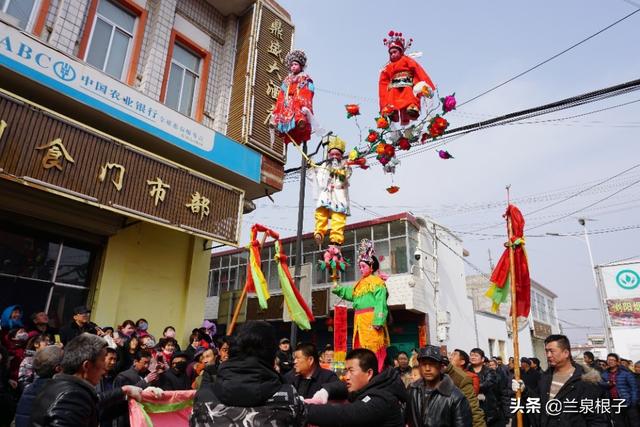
left=129, top=390, right=195, bottom=427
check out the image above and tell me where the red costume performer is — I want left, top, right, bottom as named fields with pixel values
left=379, top=31, right=435, bottom=125
left=272, top=50, right=315, bottom=144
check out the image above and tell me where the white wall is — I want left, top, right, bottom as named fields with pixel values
left=475, top=312, right=534, bottom=359
left=611, top=328, right=640, bottom=361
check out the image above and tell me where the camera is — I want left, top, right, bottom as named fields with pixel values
left=414, top=249, right=421, bottom=261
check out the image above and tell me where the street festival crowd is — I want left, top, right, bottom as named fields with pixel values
left=0, top=304, right=638, bottom=427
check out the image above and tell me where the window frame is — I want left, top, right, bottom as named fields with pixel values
left=78, top=0, right=147, bottom=85
left=160, top=29, right=211, bottom=122
left=1, top=0, right=48, bottom=33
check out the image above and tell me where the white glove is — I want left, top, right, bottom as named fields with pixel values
left=144, top=386, right=164, bottom=399
left=311, top=388, right=329, bottom=404
left=512, top=379, right=525, bottom=393
left=121, top=385, right=142, bottom=402
left=477, top=393, right=486, bottom=401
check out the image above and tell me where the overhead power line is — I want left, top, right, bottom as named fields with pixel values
left=457, top=8, right=640, bottom=107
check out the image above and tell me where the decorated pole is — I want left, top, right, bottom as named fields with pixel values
left=506, top=185, right=523, bottom=427
left=290, top=140, right=308, bottom=345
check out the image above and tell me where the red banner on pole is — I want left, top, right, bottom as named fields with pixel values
left=333, top=305, right=348, bottom=362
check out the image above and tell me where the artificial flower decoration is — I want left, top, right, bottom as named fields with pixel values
left=345, top=104, right=360, bottom=118
left=386, top=185, right=400, bottom=194
left=397, top=137, right=411, bottom=151
left=367, top=130, right=379, bottom=143
left=348, top=148, right=359, bottom=161
left=437, top=150, right=454, bottom=160
left=347, top=157, right=369, bottom=169
left=441, top=94, right=457, bottom=113
left=380, top=105, right=395, bottom=117
left=383, top=143, right=395, bottom=158
left=420, top=132, right=430, bottom=143
left=379, top=156, right=390, bottom=166
left=376, top=143, right=387, bottom=155
left=376, top=116, right=390, bottom=129
left=421, top=85, right=432, bottom=98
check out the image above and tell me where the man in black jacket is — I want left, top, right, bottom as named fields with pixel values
left=157, top=352, right=191, bottom=390
left=408, top=346, right=472, bottom=427
left=285, top=342, right=339, bottom=399
left=113, top=350, right=158, bottom=389
left=191, top=321, right=306, bottom=426
left=470, top=348, right=503, bottom=427
left=15, top=345, right=63, bottom=427
left=29, top=333, right=140, bottom=427
left=518, top=334, right=609, bottom=427
left=305, top=348, right=408, bottom=427
left=276, top=338, right=294, bottom=375
left=59, top=306, right=99, bottom=345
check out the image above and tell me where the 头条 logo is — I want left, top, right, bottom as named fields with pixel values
left=615, top=269, right=640, bottom=290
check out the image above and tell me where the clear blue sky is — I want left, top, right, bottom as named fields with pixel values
left=241, top=0, right=640, bottom=346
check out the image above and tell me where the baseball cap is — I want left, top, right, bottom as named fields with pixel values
left=279, top=337, right=290, bottom=344
left=417, top=345, right=444, bottom=363
left=73, top=306, right=91, bottom=315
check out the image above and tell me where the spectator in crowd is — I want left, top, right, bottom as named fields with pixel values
left=135, top=319, right=150, bottom=338
left=620, top=359, right=630, bottom=370
left=5, top=328, right=28, bottom=385
left=470, top=348, right=503, bottom=427
left=319, top=345, right=334, bottom=370
left=157, top=352, right=191, bottom=390
left=450, top=349, right=479, bottom=395
left=157, top=337, right=177, bottom=364
left=216, top=336, right=231, bottom=365
left=490, top=357, right=510, bottom=426
left=305, top=348, right=407, bottom=427
left=597, top=359, right=608, bottom=371
left=116, top=334, right=140, bottom=374
left=185, top=332, right=203, bottom=360
left=96, top=347, right=121, bottom=427
left=114, top=350, right=158, bottom=389
left=139, top=335, right=156, bottom=353
left=396, top=351, right=413, bottom=387
left=0, top=305, right=23, bottom=346
left=59, top=306, right=98, bottom=345
left=118, top=320, right=137, bottom=340
left=276, top=337, right=294, bottom=375
left=14, top=345, right=63, bottom=427
left=520, top=357, right=540, bottom=396
left=162, top=326, right=181, bottom=352
left=27, top=312, right=57, bottom=341
left=192, top=321, right=305, bottom=426
left=583, top=351, right=603, bottom=373
left=192, top=348, right=217, bottom=389
left=30, top=333, right=140, bottom=427
left=520, top=334, right=609, bottom=427
left=446, top=350, right=485, bottom=427
left=530, top=357, right=541, bottom=373
left=285, top=342, right=338, bottom=399
left=601, top=352, right=639, bottom=426
left=407, top=345, right=472, bottom=427
left=18, top=334, right=51, bottom=390
left=0, top=342, right=17, bottom=427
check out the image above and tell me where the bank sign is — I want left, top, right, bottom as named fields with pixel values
left=599, top=261, right=640, bottom=299
left=0, top=21, right=261, bottom=182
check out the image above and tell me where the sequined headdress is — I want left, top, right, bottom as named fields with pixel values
left=357, top=239, right=376, bottom=265
left=285, top=49, right=307, bottom=70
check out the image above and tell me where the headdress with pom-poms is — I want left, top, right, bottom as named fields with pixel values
left=383, top=30, right=413, bottom=52
left=285, top=49, right=307, bottom=70
left=357, top=239, right=376, bottom=265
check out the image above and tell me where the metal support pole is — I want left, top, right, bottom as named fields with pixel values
left=579, top=218, right=613, bottom=353
left=290, top=142, right=307, bottom=345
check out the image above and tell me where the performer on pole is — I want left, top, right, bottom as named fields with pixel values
left=379, top=30, right=436, bottom=125
left=310, top=135, right=351, bottom=248
left=272, top=50, right=315, bottom=144
left=331, top=239, right=389, bottom=372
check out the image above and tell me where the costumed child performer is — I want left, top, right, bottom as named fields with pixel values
left=331, top=239, right=390, bottom=372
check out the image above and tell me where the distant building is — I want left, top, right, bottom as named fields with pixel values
left=572, top=335, right=607, bottom=362
left=467, top=275, right=561, bottom=368
left=207, top=212, right=478, bottom=352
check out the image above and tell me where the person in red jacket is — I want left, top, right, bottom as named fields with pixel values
left=450, top=348, right=480, bottom=395
left=379, top=30, right=436, bottom=125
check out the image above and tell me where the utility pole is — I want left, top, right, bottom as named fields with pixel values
left=579, top=218, right=613, bottom=353
left=290, top=142, right=307, bottom=345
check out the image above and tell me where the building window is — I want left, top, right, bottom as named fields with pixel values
left=165, top=42, right=200, bottom=116
left=488, top=338, right=496, bottom=358
left=0, top=225, right=96, bottom=329
left=85, top=0, right=136, bottom=80
left=1, top=0, right=38, bottom=30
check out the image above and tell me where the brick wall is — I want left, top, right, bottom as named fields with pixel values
left=46, top=0, right=90, bottom=55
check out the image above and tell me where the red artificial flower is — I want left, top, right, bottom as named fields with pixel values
left=380, top=105, right=395, bottom=117
left=432, top=116, right=449, bottom=131
left=376, top=116, right=389, bottom=129
left=388, top=30, right=395, bottom=37
left=421, top=132, right=430, bottom=143
left=397, top=137, right=411, bottom=151
left=345, top=104, right=360, bottom=118
left=367, top=131, right=379, bottom=143
left=384, top=143, right=395, bottom=158
left=386, top=185, right=400, bottom=194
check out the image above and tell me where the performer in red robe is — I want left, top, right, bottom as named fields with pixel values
left=379, top=31, right=436, bottom=125
left=272, top=50, right=315, bottom=144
